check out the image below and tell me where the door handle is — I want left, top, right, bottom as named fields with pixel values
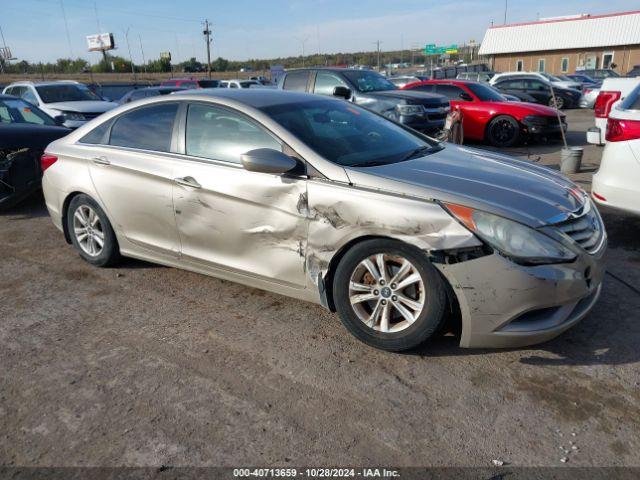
left=174, top=176, right=202, bottom=189
left=91, top=156, right=110, bottom=166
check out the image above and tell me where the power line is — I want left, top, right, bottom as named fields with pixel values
left=59, top=0, right=74, bottom=58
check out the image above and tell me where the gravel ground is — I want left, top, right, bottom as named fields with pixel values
left=1, top=109, right=639, bottom=468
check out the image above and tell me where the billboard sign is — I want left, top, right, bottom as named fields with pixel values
left=160, top=51, right=171, bottom=61
left=87, top=33, right=115, bottom=52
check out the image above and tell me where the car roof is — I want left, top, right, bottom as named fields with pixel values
left=5, top=80, right=81, bottom=87
left=170, top=88, right=334, bottom=108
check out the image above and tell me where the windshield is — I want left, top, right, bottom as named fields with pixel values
left=0, top=98, right=56, bottom=125
left=466, top=83, right=506, bottom=102
left=36, top=84, right=102, bottom=103
left=260, top=99, right=440, bottom=167
left=342, top=70, right=397, bottom=93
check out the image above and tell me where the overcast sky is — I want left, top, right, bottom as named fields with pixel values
left=1, top=0, right=637, bottom=64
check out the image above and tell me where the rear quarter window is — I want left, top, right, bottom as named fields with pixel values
left=282, top=71, right=310, bottom=92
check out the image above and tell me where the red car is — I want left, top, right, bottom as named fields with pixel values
left=402, top=80, right=566, bottom=147
left=159, top=78, right=221, bottom=89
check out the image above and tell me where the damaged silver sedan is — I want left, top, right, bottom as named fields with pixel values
left=41, top=90, right=606, bottom=351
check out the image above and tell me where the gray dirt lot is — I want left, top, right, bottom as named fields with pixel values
left=1, top=109, right=639, bottom=468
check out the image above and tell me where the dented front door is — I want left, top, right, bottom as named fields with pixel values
left=172, top=157, right=308, bottom=288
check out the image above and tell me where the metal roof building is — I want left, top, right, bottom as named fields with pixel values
left=479, top=10, right=640, bottom=75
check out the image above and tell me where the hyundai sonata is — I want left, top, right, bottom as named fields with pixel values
left=41, top=90, right=606, bottom=351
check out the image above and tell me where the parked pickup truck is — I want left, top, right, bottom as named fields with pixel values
left=277, top=68, right=450, bottom=133
left=587, top=77, right=640, bottom=145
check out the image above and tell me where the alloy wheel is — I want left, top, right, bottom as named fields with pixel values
left=491, top=118, right=516, bottom=145
left=73, top=205, right=105, bottom=257
left=348, top=253, right=426, bottom=333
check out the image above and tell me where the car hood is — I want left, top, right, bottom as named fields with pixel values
left=483, top=101, right=565, bottom=117
left=366, top=89, right=448, bottom=105
left=44, top=101, right=119, bottom=113
left=344, top=144, right=584, bottom=228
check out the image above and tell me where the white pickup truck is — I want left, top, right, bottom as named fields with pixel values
left=587, top=77, right=640, bottom=145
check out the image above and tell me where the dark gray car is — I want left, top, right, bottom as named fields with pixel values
left=278, top=68, right=450, bottom=133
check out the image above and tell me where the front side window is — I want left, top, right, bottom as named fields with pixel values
left=35, top=84, right=102, bottom=103
left=498, top=79, right=524, bottom=90
left=109, top=103, right=178, bottom=152
left=433, top=84, right=466, bottom=101
left=185, top=103, right=281, bottom=164
left=282, top=71, right=310, bottom=92
left=313, top=72, right=347, bottom=96
left=260, top=99, right=440, bottom=168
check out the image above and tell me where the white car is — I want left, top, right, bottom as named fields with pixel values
left=592, top=84, right=640, bottom=215
left=579, top=87, right=600, bottom=109
left=220, top=79, right=263, bottom=89
left=2, top=81, right=118, bottom=128
left=490, top=72, right=582, bottom=91
left=586, top=77, right=640, bottom=146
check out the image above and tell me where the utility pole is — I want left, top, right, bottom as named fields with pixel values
left=374, top=40, right=382, bottom=71
left=294, top=36, right=309, bottom=67
left=203, top=19, right=212, bottom=78
left=504, top=0, right=508, bottom=24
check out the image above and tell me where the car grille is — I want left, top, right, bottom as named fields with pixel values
left=554, top=204, right=604, bottom=254
left=424, top=104, right=450, bottom=120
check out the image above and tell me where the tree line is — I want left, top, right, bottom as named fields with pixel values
left=0, top=46, right=480, bottom=75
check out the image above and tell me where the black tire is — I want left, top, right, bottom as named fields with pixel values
left=486, top=115, right=520, bottom=147
left=67, top=194, right=120, bottom=267
left=548, top=95, right=565, bottom=110
left=333, top=239, right=447, bottom=352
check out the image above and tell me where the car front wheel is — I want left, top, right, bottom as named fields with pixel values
left=487, top=115, right=520, bottom=147
left=67, top=194, right=120, bottom=267
left=333, top=239, right=447, bottom=351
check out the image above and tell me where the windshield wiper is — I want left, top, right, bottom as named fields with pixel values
left=402, top=145, right=437, bottom=161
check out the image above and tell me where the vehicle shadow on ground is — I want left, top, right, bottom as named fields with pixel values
left=0, top=191, right=50, bottom=219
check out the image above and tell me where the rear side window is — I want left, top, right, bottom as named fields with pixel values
left=185, top=103, right=281, bottom=164
left=109, top=103, right=178, bottom=152
left=282, top=71, right=310, bottom=92
left=79, top=120, right=112, bottom=144
left=621, top=85, right=640, bottom=110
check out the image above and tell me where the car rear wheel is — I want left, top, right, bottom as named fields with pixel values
left=487, top=115, right=520, bottom=147
left=67, top=194, right=120, bottom=267
left=548, top=96, right=565, bottom=109
left=333, top=239, right=447, bottom=351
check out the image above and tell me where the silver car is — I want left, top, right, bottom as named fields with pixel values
left=41, top=90, right=606, bottom=351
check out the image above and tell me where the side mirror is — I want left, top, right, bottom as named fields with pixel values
left=241, top=148, right=298, bottom=175
left=459, top=92, right=473, bottom=101
left=53, top=115, right=66, bottom=126
left=333, top=86, right=352, bottom=100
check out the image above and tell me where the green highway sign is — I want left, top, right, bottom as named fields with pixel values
left=424, top=44, right=458, bottom=55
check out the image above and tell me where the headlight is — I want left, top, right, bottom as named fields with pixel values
left=396, top=104, right=424, bottom=116
left=523, top=115, right=548, bottom=126
left=445, top=203, right=576, bottom=265
left=60, top=111, right=85, bottom=121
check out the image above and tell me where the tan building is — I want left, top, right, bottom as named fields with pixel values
left=478, top=10, right=640, bottom=75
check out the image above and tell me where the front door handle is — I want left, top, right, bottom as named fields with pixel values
left=91, top=156, right=110, bottom=166
left=174, top=176, right=202, bottom=189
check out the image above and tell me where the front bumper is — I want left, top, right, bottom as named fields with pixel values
left=401, top=114, right=447, bottom=133
left=523, top=121, right=567, bottom=137
left=437, top=246, right=606, bottom=348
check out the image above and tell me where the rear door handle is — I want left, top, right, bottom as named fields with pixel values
left=91, top=156, right=110, bottom=166
left=174, top=176, right=202, bottom=189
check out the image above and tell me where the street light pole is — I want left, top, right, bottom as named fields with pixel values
left=294, top=36, right=309, bottom=67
